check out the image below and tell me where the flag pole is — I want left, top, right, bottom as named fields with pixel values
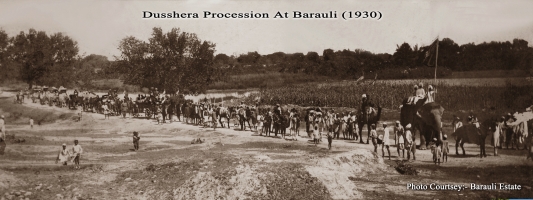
left=434, top=38, right=439, bottom=84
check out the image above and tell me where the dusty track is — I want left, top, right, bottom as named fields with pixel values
left=0, top=88, right=532, bottom=199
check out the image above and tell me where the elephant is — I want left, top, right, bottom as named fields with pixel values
left=400, top=98, right=444, bottom=150
left=453, top=118, right=498, bottom=158
left=357, top=105, right=382, bottom=144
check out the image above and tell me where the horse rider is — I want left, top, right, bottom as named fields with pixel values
left=361, top=94, right=376, bottom=116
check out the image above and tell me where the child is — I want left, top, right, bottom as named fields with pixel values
left=71, top=140, right=83, bottom=169
left=382, top=123, right=391, bottom=160
left=429, top=138, right=441, bottom=165
left=29, top=118, right=34, bottom=129
left=442, top=134, right=449, bottom=162
left=313, top=125, right=319, bottom=145
left=327, top=125, right=334, bottom=150
left=370, top=124, right=378, bottom=153
left=56, top=144, right=71, bottom=166
left=405, top=124, right=416, bottom=161
left=133, top=131, right=140, bottom=151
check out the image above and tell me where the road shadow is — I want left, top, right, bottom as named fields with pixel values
left=448, top=154, right=482, bottom=158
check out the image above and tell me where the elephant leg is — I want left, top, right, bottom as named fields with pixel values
left=419, top=129, right=427, bottom=150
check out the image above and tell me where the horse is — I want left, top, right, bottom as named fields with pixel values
left=454, top=118, right=497, bottom=157
left=217, top=106, right=232, bottom=128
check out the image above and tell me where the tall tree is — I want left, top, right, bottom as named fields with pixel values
left=0, top=29, right=17, bottom=82
left=74, top=54, right=112, bottom=87
left=393, top=42, right=414, bottom=67
left=9, top=29, right=78, bottom=88
left=116, top=27, right=219, bottom=94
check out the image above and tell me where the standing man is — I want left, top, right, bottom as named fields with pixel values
left=238, top=105, right=247, bottom=131
left=0, top=115, right=5, bottom=155
left=121, top=99, right=129, bottom=118
left=381, top=123, right=391, bottom=160
left=394, top=121, right=403, bottom=145
left=30, top=118, right=34, bottom=129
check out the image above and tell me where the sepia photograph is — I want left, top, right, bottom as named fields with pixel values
left=0, top=0, right=532, bottom=199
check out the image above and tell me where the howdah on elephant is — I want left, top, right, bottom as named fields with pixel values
left=400, top=98, right=444, bottom=150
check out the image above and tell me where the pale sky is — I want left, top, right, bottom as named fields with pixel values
left=1, top=0, right=532, bottom=60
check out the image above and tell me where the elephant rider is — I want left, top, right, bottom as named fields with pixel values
left=412, top=82, right=426, bottom=105
left=425, top=85, right=436, bottom=103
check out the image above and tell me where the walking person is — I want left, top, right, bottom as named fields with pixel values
left=313, top=125, right=319, bottom=146
left=71, top=140, right=83, bottom=169
left=405, top=124, right=416, bottom=161
left=370, top=124, right=378, bottom=153
left=0, top=115, right=6, bottom=155
left=257, top=112, right=264, bottom=136
left=394, top=121, right=403, bottom=145
left=442, top=134, right=449, bottom=162
left=133, top=132, right=140, bottom=151
left=327, top=125, right=334, bottom=150
left=103, top=102, right=109, bottom=119
left=121, top=100, right=128, bottom=118
left=264, top=112, right=272, bottom=137
left=211, top=106, right=218, bottom=130
left=56, top=144, right=71, bottom=166
left=381, top=123, right=391, bottom=160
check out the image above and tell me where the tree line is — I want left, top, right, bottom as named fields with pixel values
left=218, top=38, right=533, bottom=79
left=1, top=27, right=532, bottom=92
left=0, top=28, right=222, bottom=94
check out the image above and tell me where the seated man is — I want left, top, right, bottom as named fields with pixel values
left=407, top=85, right=418, bottom=105
left=412, top=82, right=426, bottom=105
left=425, top=85, right=436, bottom=104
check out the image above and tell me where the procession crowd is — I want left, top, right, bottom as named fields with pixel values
left=2, top=82, right=532, bottom=167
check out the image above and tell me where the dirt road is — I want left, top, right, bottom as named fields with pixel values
left=0, top=89, right=532, bottom=199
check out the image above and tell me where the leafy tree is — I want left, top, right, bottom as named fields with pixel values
left=0, top=29, right=18, bottom=82
left=116, top=27, right=219, bottom=94
left=393, top=42, right=414, bottom=67
left=73, top=54, right=112, bottom=87
left=9, top=29, right=78, bottom=88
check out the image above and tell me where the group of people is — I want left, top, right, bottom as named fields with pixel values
left=56, top=140, right=83, bottom=169
left=407, top=82, right=437, bottom=105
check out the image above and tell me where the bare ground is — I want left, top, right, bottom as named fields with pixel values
left=0, top=89, right=532, bottom=200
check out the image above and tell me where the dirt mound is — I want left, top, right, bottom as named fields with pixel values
left=0, top=169, right=26, bottom=189
left=173, top=164, right=266, bottom=199
left=306, top=149, right=391, bottom=200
